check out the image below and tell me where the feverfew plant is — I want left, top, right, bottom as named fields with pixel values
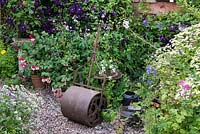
left=139, top=23, right=200, bottom=134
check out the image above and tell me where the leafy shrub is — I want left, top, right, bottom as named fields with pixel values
left=176, top=0, right=200, bottom=19
left=0, top=85, right=31, bottom=133
left=18, top=30, right=86, bottom=88
left=0, top=40, right=17, bottom=78
left=139, top=23, right=200, bottom=134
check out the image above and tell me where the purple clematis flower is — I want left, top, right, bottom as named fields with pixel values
left=18, top=22, right=27, bottom=32
left=76, top=7, right=84, bottom=16
left=169, top=24, right=178, bottom=32
left=34, top=0, right=40, bottom=8
left=159, top=36, right=170, bottom=45
left=69, top=5, right=76, bottom=14
left=0, top=0, right=7, bottom=6
left=6, top=17, right=13, bottom=26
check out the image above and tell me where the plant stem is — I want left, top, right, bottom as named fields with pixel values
left=130, top=29, right=157, bottom=50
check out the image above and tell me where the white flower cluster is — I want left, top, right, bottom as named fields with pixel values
left=98, top=59, right=117, bottom=79
left=123, top=20, right=129, bottom=29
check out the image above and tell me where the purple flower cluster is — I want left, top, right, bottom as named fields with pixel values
left=146, top=65, right=157, bottom=77
left=0, top=0, right=7, bottom=6
left=69, top=2, right=84, bottom=16
left=41, top=20, right=57, bottom=34
left=159, top=36, right=170, bottom=44
left=1, top=0, right=123, bottom=35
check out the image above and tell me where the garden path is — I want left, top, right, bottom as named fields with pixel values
left=0, top=83, right=144, bottom=134
left=28, top=88, right=144, bottom=134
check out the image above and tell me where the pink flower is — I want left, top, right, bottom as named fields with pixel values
left=30, top=38, right=36, bottom=42
left=42, top=78, right=47, bottom=83
left=46, top=77, right=51, bottom=83
left=189, top=94, right=193, bottom=97
left=18, top=57, right=25, bottom=63
left=29, top=34, right=36, bottom=42
left=179, top=80, right=185, bottom=87
left=31, top=65, right=39, bottom=71
left=19, top=63, right=26, bottom=68
left=35, top=66, right=39, bottom=70
left=41, top=77, right=51, bottom=83
left=179, top=80, right=190, bottom=90
left=184, top=84, right=190, bottom=90
left=31, top=66, right=36, bottom=71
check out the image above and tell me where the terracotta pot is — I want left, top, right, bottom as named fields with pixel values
left=31, top=75, right=44, bottom=89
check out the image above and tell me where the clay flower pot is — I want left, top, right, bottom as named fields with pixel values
left=31, top=75, right=44, bottom=89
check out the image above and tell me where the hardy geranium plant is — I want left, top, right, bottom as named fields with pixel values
left=139, top=23, right=200, bottom=134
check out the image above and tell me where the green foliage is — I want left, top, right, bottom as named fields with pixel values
left=139, top=24, right=200, bottom=134
left=0, top=86, right=31, bottom=133
left=18, top=30, right=89, bottom=88
left=0, top=40, right=17, bottom=78
left=101, top=75, right=132, bottom=121
left=176, top=0, right=200, bottom=19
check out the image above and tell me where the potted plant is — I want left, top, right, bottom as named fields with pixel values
left=30, top=65, right=44, bottom=89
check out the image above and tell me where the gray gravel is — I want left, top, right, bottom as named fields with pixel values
left=28, top=89, right=144, bottom=134
left=0, top=83, right=144, bottom=134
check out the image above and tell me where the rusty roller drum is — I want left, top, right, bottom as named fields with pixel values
left=60, top=86, right=107, bottom=127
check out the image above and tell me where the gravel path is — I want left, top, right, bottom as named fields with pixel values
left=0, top=84, right=144, bottom=134
left=29, top=89, right=144, bottom=134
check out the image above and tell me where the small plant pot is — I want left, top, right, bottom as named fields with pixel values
left=31, top=75, right=44, bottom=89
